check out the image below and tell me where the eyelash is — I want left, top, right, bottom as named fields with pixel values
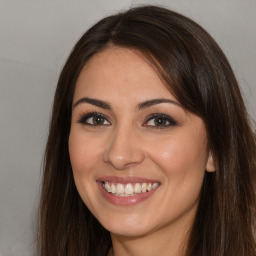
left=77, top=112, right=177, bottom=129
left=77, top=112, right=111, bottom=126
left=143, top=113, right=177, bottom=128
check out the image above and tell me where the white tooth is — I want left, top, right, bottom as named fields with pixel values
left=110, top=184, right=116, bottom=193
left=147, top=183, right=152, bottom=191
left=125, top=183, right=134, bottom=194
left=105, top=182, right=111, bottom=192
left=116, top=183, right=125, bottom=194
left=134, top=183, right=142, bottom=193
left=141, top=183, right=147, bottom=193
left=152, top=183, right=159, bottom=189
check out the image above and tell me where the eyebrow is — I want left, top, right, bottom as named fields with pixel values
left=137, top=98, right=181, bottom=110
left=73, top=97, right=111, bottom=109
left=73, top=97, right=180, bottom=110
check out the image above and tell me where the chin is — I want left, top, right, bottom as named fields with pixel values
left=106, top=224, right=153, bottom=238
left=97, top=212, right=157, bottom=237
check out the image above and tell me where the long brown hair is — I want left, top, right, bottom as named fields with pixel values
left=39, top=5, right=256, bottom=256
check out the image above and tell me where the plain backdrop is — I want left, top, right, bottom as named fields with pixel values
left=0, top=0, right=255, bottom=255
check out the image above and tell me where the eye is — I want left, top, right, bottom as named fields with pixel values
left=144, top=114, right=177, bottom=128
left=78, top=112, right=111, bottom=126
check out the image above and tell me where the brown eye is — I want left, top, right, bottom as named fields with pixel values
left=144, top=114, right=177, bottom=128
left=78, top=113, right=110, bottom=126
left=92, top=115, right=106, bottom=125
left=152, top=117, right=169, bottom=127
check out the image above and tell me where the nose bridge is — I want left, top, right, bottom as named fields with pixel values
left=103, top=122, right=145, bottom=170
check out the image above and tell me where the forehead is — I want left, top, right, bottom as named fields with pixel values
left=73, top=47, right=177, bottom=103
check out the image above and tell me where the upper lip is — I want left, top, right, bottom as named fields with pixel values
left=97, top=175, right=160, bottom=184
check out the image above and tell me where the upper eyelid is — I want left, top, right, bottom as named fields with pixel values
left=144, top=113, right=177, bottom=122
left=77, top=112, right=111, bottom=124
left=143, top=113, right=178, bottom=127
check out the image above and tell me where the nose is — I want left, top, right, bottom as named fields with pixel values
left=103, top=126, right=145, bottom=170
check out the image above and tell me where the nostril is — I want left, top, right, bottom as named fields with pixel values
left=103, top=146, right=145, bottom=170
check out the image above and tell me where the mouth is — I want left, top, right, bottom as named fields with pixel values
left=97, top=176, right=160, bottom=206
left=102, top=181, right=159, bottom=197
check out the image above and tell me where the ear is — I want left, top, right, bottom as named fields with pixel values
left=206, top=152, right=216, bottom=172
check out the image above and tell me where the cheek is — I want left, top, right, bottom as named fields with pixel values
left=68, top=131, right=101, bottom=175
left=147, top=134, right=208, bottom=216
left=147, top=133, right=208, bottom=178
left=68, top=130, right=102, bottom=211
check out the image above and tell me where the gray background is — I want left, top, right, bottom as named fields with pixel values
left=0, top=0, right=255, bottom=255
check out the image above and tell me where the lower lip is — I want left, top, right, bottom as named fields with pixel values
left=97, top=182, right=159, bottom=206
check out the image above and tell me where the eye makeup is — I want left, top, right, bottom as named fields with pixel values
left=77, top=112, right=111, bottom=126
left=76, top=110, right=178, bottom=130
left=143, top=113, right=178, bottom=129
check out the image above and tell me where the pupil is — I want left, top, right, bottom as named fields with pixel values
left=93, top=116, right=103, bottom=125
left=155, top=118, right=166, bottom=126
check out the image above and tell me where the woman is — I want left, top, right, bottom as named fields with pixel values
left=39, top=5, right=256, bottom=256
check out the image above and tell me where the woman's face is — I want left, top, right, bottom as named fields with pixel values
left=69, top=47, right=214, bottom=238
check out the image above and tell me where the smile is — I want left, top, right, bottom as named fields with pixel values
left=103, top=182, right=160, bottom=197
left=97, top=176, right=160, bottom=206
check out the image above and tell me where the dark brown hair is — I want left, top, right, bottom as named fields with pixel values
left=39, top=5, right=256, bottom=256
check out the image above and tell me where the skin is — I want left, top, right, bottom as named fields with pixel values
left=69, top=47, right=215, bottom=256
